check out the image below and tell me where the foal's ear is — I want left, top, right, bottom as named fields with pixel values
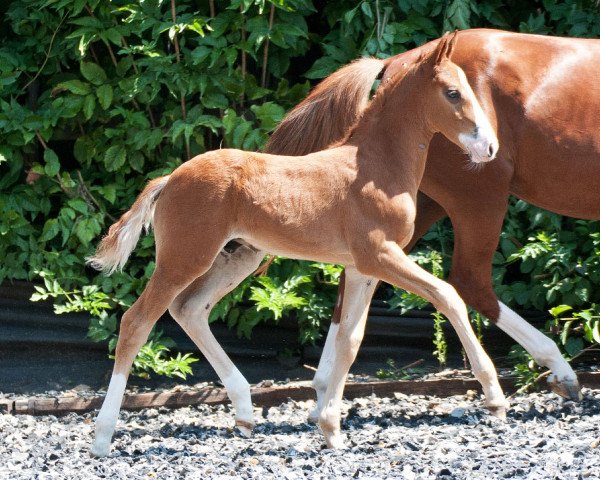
left=434, top=30, right=459, bottom=65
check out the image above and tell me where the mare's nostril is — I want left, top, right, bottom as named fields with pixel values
left=488, top=144, right=496, bottom=158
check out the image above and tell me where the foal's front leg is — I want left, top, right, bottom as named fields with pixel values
left=309, top=269, right=378, bottom=425
left=168, top=243, right=266, bottom=437
left=317, top=267, right=378, bottom=448
left=357, top=241, right=508, bottom=416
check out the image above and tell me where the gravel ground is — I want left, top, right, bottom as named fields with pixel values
left=1, top=388, right=599, bottom=480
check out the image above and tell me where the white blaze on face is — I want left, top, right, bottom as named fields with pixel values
left=456, top=68, right=499, bottom=163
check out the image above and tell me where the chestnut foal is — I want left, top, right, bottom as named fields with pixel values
left=88, top=33, right=503, bottom=455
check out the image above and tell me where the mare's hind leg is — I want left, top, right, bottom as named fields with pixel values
left=169, top=241, right=265, bottom=437
left=447, top=206, right=581, bottom=400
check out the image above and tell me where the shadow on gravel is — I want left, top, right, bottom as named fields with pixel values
left=114, top=420, right=319, bottom=445
left=340, top=394, right=600, bottom=431
left=342, top=406, right=486, bottom=430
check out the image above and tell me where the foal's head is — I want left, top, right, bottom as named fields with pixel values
left=417, top=32, right=498, bottom=163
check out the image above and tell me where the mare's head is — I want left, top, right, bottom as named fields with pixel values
left=416, top=32, right=498, bottom=163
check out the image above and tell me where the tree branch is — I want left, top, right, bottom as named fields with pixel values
left=22, top=14, right=66, bottom=92
left=261, top=4, right=276, bottom=89
left=170, top=0, right=191, bottom=160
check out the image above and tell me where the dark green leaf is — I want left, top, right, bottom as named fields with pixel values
left=80, top=62, right=107, bottom=85
left=96, top=85, right=113, bottom=110
left=44, top=149, right=60, bottom=177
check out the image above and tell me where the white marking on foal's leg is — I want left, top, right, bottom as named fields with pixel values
left=435, top=285, right=507, bottom=416
left=91, top=373, right=127, bottom=457
left=497, top=302, right=581, bottom=400
left=319, top=272, right=377, bottom=449
left=309, top=323, right=339, bottom=423
left=222, top=367, right=254, bottom=437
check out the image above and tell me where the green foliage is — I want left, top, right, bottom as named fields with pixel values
left=3, top=0, right=600, bottom=379
left=431, top=312, right=448, bottom=367
left=376, top=358, right=425, bottom=380
left=131, top=335, right=199, bottom=380
left=209, top=259, right=341, bottom=345
left=30, top=269, right=197, bottom=378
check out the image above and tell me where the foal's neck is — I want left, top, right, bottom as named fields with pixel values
left=342, top=73, right=435, bottom=191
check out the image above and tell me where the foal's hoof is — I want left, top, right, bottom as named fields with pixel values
left=323, top=432, right=347, bottom=450
left=235, top=419, right=255, bottom=438
left=486, top=400, right=509, bottom=421
left=548, top=375, right=583, bottom=401
left=307, top=407, right=320, bottom=424
left=90, top=442, right=111, bottom=458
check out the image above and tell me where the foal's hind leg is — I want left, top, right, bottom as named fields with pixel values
left=91, top=264, right=206, bottom=457
left=169, top=242, right=265, bottom=437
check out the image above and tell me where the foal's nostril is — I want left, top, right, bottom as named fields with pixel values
left=488, top=144, right=496, bottom=158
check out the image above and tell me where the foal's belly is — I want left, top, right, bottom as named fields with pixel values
left=240, top=231, right=354, bottom=266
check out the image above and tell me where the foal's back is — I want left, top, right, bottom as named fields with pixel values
left=153, top=147, right=359, bottom=264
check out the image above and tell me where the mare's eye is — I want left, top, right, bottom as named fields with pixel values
left=446, top=89, right=461, bottom=103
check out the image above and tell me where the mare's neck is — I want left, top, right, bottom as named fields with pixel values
left=343, top=75, right=435, bottom=193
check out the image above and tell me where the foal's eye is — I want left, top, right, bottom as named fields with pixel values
left=446, top=89, right=461, bottom=103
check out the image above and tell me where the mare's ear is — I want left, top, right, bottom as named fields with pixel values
left=445, top=30, right=458, bottom=59
left=434, top=31, right=458, bottom=65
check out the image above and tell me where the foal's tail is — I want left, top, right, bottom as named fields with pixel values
left=87, top=175, right=170, bottom=274
left=265, top=57, right=386, bottom=156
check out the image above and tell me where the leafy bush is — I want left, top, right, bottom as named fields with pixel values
left=1, top=0, right=600, bottom=379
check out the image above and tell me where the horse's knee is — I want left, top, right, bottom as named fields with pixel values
left=432, top=282, right=465, bottom=315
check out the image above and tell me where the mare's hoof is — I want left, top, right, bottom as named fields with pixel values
left=235, top=419, right=255, bottom=438
left=548, top=375, right=583, bottom=401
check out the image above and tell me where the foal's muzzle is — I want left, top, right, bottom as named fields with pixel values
left=459, top=126, right=499, bottom=164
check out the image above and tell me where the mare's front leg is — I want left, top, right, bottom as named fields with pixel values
left=447, top=206, right=581, bottom=401
left=317, top=267, right=378, bottom=448
left=360, top=240, right=508, bottom=415
left=169, top=242, right=266, bottom=437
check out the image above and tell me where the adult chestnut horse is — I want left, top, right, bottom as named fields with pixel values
left=88, top=33, right=504, bottom=455
left=268, top=28, right=593, bottom=415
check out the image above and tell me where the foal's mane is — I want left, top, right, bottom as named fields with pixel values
left=332, top=54, right=428, bottom=147
left=333, top=34, right=455, bottom=147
